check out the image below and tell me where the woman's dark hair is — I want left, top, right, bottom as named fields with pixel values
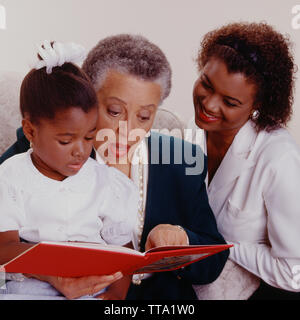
left=197, top=22, right=296, bottom=131
left=20, top=61, right=98, bottom=124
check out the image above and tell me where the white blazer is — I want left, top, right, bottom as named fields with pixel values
left=187, top=119, right=300, bottom=292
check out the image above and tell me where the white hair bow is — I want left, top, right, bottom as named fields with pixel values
left=34, top=40, right=87, bottom=74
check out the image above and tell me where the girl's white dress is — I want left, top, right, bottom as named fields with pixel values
left=0, top=149, right=139, bottom=299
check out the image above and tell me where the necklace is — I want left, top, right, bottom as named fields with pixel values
left=95, top=144, right=145, bottom=285
left=132, top=146, right=145, bottom=285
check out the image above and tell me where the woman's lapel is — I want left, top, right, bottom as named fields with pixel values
left=207, top=120, right=258, bottom=195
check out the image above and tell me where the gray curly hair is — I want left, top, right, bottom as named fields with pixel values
left=82, top=34, right=172, bottom=104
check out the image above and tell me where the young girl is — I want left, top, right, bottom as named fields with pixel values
left=0, top=41, right=138, bottom=300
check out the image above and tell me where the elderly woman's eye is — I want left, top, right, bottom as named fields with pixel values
left=138, top=111, right=151, bottom=122
left=107, top=106, right=121, bottom=117
left=139, top=116, right=150, bottom=121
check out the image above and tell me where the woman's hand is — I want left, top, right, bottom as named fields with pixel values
left=145, top=224, right=189, bottom=251
left=26, top=272, right=123, bottom=300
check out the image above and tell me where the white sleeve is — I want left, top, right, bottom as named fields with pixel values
left=0, top=180, right=24, bottom=232
left=230, top=147, right=300, bottom=292
left=229, top=243, right=300, bottom=291
left=99, top=168, right=138, bottom=246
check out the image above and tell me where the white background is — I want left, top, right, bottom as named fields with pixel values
left=0, top=0, right=299, bottom=143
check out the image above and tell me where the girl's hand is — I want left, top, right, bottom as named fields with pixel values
left=145, top=224, right=189, bottom=251
left=26, top=272, right=123, bottom=299
left=97, top=274, right=132, bottom=300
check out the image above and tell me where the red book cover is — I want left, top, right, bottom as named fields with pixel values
left=2, top=241, right=231, bottom=277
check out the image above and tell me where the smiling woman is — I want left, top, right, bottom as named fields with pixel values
left=193, top=58, right=256, bottom=133
left=193, top=58, right=258, bottom=183
left=192, top=22, right=300, bottom=300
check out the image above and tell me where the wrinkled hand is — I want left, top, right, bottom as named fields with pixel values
left=27, top=272, right=123, bottom=300
left=145, top=224, right=189, bottom=251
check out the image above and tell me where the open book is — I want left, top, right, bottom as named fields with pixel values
left=2, top=241, right=231, bottom=277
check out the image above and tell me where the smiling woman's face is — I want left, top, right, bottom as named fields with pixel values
left=94, top=70, right=161, bottom=163
left=193, top=58, right=257, bottom=138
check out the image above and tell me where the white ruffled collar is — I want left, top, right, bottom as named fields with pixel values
left=25, top=149, right=94, bottom=194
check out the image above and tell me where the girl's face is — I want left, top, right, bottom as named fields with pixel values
left=24, top=107, right=98, bottom=181
left=193, top=58, right=257, bottom=138
left=94, top=70, right=161, bottom=164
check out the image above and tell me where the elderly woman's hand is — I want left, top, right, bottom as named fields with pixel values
left=26, top=272, right=123, bottom=300
left=145, top=224, right=189, bottom=251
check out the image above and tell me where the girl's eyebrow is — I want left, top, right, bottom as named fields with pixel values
left=56, top=133, right=74, bottom=137
left=203, top=74, right=243, bottom=105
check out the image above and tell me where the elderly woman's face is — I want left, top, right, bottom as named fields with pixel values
left=193, top=58, right=257, bottom=137
left=94, top=70, right=161, bottom=162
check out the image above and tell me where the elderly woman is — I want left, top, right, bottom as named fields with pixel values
left=0, top=34, right=228, bottom=300
left=191, top=22, right=300, bottom=300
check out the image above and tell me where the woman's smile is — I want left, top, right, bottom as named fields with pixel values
left=196, top=101, right=222, bottom=123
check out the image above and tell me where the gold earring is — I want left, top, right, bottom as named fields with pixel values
left=30, top=141, right=33, bottom=148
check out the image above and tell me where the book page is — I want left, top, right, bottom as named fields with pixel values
left=145, top=244, right=216, bottom=254
left=133, top=253, right=209, bottom=273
